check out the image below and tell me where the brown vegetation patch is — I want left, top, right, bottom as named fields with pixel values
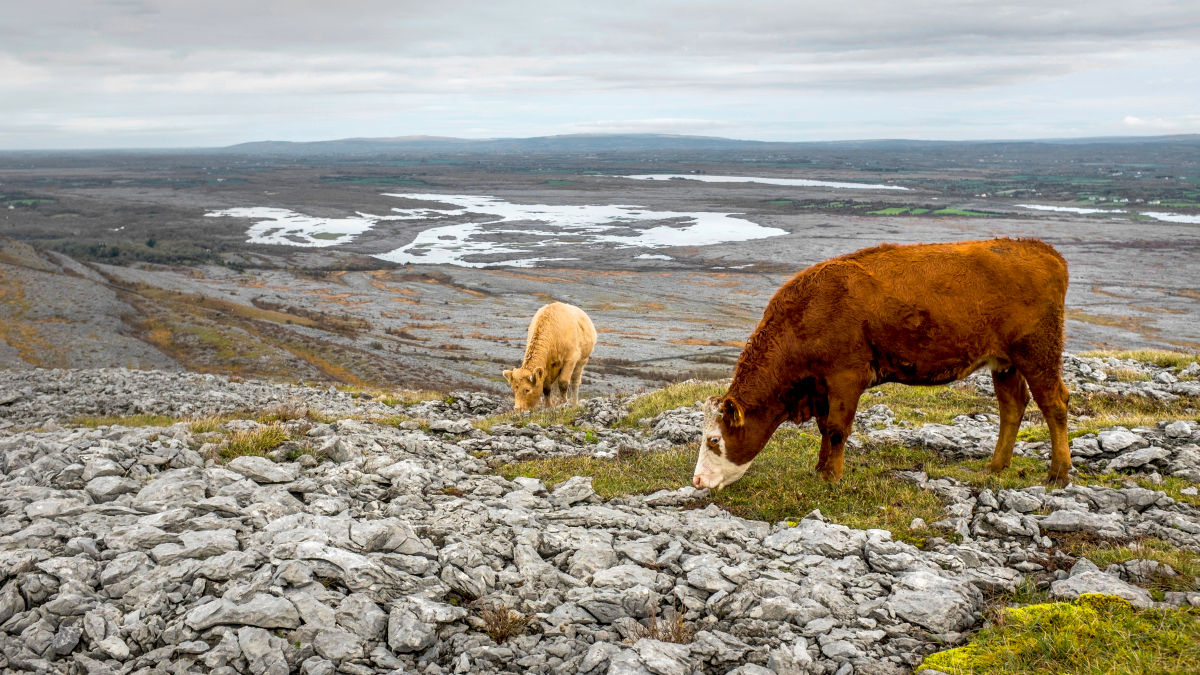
left=392, top=271, right=490, bottom=297
left=669, top=338, right=746, bottom=347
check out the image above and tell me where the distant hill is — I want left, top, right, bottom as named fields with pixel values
left=220, top=133, right=776, bottom=156
left=218, top=133, right=1200, bottom=157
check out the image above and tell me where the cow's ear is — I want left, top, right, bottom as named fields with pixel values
left=533, top=366, right=544, bottom=381
left=723, top=397, right=745, bottom=428
left=502, top=369, right=514, bottom=384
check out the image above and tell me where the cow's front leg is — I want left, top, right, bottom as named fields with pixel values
left=815, top=373, right=865, bottom=482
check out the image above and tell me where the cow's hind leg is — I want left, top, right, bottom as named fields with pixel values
left=1012, top=341, right=1071, bottom=487
left=986, top=367, right=1030, bottom=475
left=568, top=357, right=588, bottom=406
left=552, top=360, right=576, bottom=408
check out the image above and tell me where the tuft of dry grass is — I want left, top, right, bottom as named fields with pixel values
left=629, top=607, right=693, bottom=644
left=474, top=405, right=586, bottom=433
left=1080, top=349, right=1199, bottom=370
left=477, top=603, right=531, bottom=644
left=220, top=423, right=291, bottom=461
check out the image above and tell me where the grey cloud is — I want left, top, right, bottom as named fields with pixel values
left=2, top=1, right=1199, bottom=148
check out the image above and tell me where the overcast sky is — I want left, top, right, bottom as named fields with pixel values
left=3, top=1, right=1199, bottom=149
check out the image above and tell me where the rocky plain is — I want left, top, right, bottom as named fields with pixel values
left=2, top=141, right=1199, bottom=673
left=1, top=352, right=1198, bottom=675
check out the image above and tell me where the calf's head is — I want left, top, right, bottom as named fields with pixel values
left=693, top=395, right=780, bottom=490
left=503, top=366, right=544, bottom=411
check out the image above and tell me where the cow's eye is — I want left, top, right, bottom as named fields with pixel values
left=706, top=437, right=720, bottom=449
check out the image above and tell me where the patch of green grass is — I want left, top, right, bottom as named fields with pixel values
left=916, top=594, right=1200, bottom=674
left=220, top=424, right=291, bottom=461
left=70, top=414, right=181, bottom=428
left=768, top=199, right=793, bottom=205
left=862, top=382, right=995, bottom=425
left=310, top=232, right=345, bottom=241
left=927, top=455, right=1199, bottom=507
left=1014, top=391, right=1200, bottom=443
left=927, top=456, right=1048, bottom=492
left=617, top=381, right=727, bottom=427
left=1079, top=350, right=1199, bottom=370
left=869, top=206, right=911, bottom=215
left=319, top=175, right=427, bottom=186
left=502, top=430, right=946, bottom=543
left=1062, top=539, right=1200, bottom=594
left=931, top=208, right=996, bottom=217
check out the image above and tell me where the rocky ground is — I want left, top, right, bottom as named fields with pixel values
left=1, top=354, right=1198, bottom=674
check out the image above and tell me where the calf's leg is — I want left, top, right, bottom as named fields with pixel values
left=568, top=357, right=588, bottom=406
left=552, top=360, right=575, bottom=407
left=986, top=367, right=1030, bottom=475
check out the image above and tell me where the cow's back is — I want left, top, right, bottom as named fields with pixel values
left=524, top=302, right=596, bottom=366
left=779, top=238, right=1067, bottom=384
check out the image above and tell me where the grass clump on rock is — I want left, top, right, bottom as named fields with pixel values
left=220, top=423, right=291, bottom=461
left=1079, top=349, right=1199, bottom=371
left=917, top=594, right=1200, bottom=674
left=474, top=405, right=586, bottom=433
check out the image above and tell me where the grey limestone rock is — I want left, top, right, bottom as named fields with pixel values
left=185, top=593, right=301, bottom=630
left=884, top=569, right=983, bottom=634
left=1106, top=446, right=1171, bottom=472
left=1039, top=510, right=1127, bottom=539
left=1097, top=428, right=1147, bottom=454
left=226, top=456, right=299, bottom=484
left=1049, top=572, right=1153, bottom=607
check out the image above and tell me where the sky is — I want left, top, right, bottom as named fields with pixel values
left=3, top=1, right=1199, bottom=149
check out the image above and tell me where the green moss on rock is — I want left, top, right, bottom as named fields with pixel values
left=917, top=594, right=1200, bottom=674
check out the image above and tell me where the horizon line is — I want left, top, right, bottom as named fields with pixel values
left=2, top=131, right=1198, bottom=153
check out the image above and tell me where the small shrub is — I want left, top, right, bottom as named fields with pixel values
left=478, top=603, right=530, bottom=644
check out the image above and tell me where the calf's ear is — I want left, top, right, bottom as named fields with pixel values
left=502, top=369, right=513, bottom=384
left=533, top=366, right=545, bottom=381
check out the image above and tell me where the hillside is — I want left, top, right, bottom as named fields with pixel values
left=0, top=353, right=1198, bottom=673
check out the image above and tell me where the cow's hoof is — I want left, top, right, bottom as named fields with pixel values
left=817, top=469, right=841, bottom=483
left=1045, top=473, right=1070, bottom=489
left=984, top=462, right=1008, bottom=475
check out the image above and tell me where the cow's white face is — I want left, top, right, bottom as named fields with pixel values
left=692, top=397, right=753, bottom=490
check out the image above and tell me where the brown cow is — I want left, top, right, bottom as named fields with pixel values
left=693, top=238, right=1071, bottom=490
